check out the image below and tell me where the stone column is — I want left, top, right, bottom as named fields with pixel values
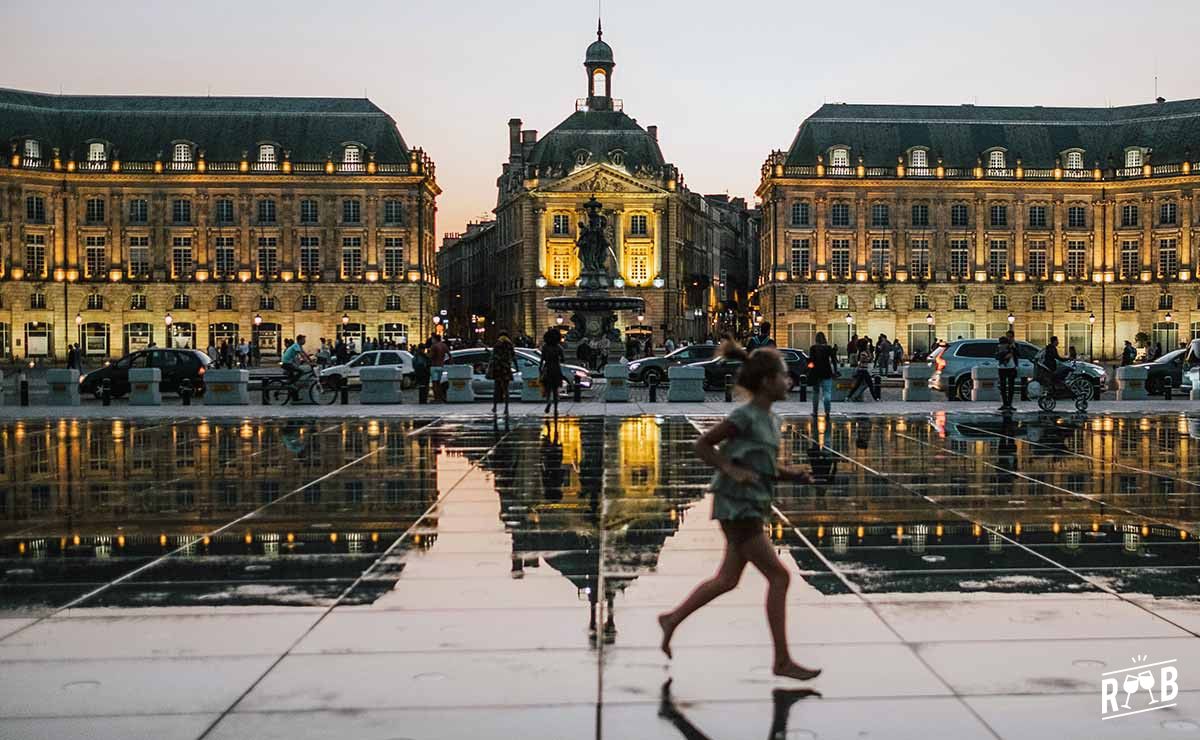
left=654, top=205, right=664, bottom=280
left=1053, top=198, right=1066, bottom=272
left=855, top=194, right=867, bottom=269
left=1013, top=197, right=1024, bottom=273
left=1182, top=195, right=1194, bottom=270
left=194, top=191, right=208, bottom=270
left=365, top=194, right=378, bottom=268
left=612, top=207, right=624, bottom=277
left=1142, top=196, right=1154, bottom=274
left=814, top=195, right=827, bottom=268
left=974, top=196, right=987, bottom=272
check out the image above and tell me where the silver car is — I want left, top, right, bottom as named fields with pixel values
left=929, top=338, right=1107, bottom=401
left=320, top=349, right=415, bottom=388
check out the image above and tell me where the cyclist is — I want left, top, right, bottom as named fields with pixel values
left=282, top=334, right=311, bottom=386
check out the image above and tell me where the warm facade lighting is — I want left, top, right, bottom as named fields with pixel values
left=1140, top=270, right=1152, bottom=283
left=10, top=267, right=23, bottom=281
left=280, top=270, right=294, bottom=282
left=365, top=270, right=379, bottom=282
left=815, top=269, right=828, bottom=282
left=855, top=270, right=868, bottom=282
left=1053, top=271, right=1066, bottom=283
left=108, top=269, right=122, bottom=282
left=194, top=269, right=209, bottom=282
left=1013, top=271, right=1026, bottom=282
left=974, top=270, right=987, bottom=282
left=238, top=270, right=252, bottom=282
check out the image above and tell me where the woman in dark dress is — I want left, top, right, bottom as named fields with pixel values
left=539, top=328, right=565, bottom=415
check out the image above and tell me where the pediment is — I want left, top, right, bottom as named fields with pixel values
left=536, top=165, right=664, bottom=195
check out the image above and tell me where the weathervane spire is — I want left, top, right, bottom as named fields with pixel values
left=597, top=0, right=603, bottom=39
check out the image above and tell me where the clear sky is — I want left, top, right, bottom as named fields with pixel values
left=7, top=0, right=1195, bottom=236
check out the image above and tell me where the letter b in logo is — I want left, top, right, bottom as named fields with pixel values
left=1161, top=666, right=1179, bottom=703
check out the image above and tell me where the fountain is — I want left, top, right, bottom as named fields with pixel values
left=545, top=195, right=644, bottom=347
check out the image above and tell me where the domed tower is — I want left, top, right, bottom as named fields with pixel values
left=584, top=20, right=615, bottom=112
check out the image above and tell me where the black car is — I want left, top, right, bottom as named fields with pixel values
left=79, top=348, right=211, bottom=398
left=1133, top=348, right=1190, bottom=395
left=626, top=343, right=718, bottom=384
left=690, top=348, right=810, bottom=391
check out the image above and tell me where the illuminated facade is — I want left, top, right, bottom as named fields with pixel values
left=756, top=99, right=1200, bottom=359
left=0, top=90, right=439, bottom=359
left=489, top=25, right=756, bottom=343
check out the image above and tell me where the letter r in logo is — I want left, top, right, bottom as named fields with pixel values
left=1101, top=678, right=1120, bottom=714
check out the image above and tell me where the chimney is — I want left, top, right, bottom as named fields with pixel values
left=508, top=118, right=522, bottom=159
left=1156, top=96, right=1166, bottom=104
left=521, top=130, right=538, bottom=144
left=647, top=125, right=658, bottom=141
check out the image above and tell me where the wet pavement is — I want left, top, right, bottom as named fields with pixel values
left=1, top=412, right=1198, bottom=739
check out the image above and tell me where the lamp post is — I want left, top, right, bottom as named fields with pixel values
left=1088, top=311, right=1096, bottom=360
left=845, top=312, right=854, bottom=360
left=1007, top=311, right=1015, bottom=330
left=925, top=312, right=934, bottom=354
left=164, top=312, right=173, bottom=349
left=253, top=313, right=262, bottom=365
left=74, top=313, right=82, bottom=352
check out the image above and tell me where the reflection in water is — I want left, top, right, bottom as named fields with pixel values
left=1, top=413, right=1197, bottom=616
left=658, top=679, right=819, bottom=740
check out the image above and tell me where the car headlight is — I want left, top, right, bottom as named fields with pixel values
left=628, top=361, right=642, bottom=371
left=78, top=374, right=87, bottom=385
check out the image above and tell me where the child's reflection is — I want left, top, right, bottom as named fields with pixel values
left=658, top=679, right=820, bottom=739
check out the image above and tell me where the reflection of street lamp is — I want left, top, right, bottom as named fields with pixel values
left=925, top=312, right=934, bottom=352
left=1088, top=311, right=1096, bottom=359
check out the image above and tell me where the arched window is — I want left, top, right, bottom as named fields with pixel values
left=1065, top=150, right=1084, bottom=169
left=342, top=294, right=360, bottom=311
left=988, top=150, right=1006, bottom=169
left=1125, top=149, right=1143, bottom=168
left=23, top=139, right=41, bottom=160
left=259, top=295, right=277, bottom=311
left=258, top=144, right=276, bottom=163
left=830, top=148, right=850, bottom=167
left=87, top=142, right=106, bottom=162
left=173, top=143, right=192, bottom=162
left=910, top=149, right=928, bottom=169
left=592, top=69, right=607, bottom=96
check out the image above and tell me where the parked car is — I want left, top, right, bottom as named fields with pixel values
left=928, top=338, right=1107, bottom=401
left=689, top=348, right=810, bottom=391
left=445, top=347, right=592, bottom=399
left=1132, top=348, right=1194, bottom=395
left=79, top=348, right=211, bottom=398
left=320, top=349, right=415, bottom=388
left=627, top=343, right=718, bottom=384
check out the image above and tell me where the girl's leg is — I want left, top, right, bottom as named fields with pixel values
left=821, top=379, right=833, bottom=414
left=737, top=529, right=821, bottom=680
left=658, top=523, right=749, bottom=658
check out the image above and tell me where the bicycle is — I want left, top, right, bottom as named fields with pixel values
left=262, top=361, right=340, bottom=405
left=1029, top=359, right=1092, bottom=413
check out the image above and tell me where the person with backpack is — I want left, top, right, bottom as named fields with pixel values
left=807, top=332, right=838, bottom=419
left=996, top=333, right=1018, bottom=411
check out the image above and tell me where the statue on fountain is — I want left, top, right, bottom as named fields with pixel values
left=575, top=196, right=610, bottom=290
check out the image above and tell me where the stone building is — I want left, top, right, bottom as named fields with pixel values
left=756, top=99, right=1200, bottom=359
left=489, top=24, right=755, bottom=345
left=437, top=219, right=496, bottom=341
left=0, top=89, right=438, bottom=360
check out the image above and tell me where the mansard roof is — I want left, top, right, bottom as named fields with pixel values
left=785, top=98, right=1200, bottom=167
left=527, top=110, right=665, bottom=176
left=0, top=88, right=410, bottom=162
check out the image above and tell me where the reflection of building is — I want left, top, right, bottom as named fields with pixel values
left=486, top=25, right=757, bottom=344
left=0, top=90, right=439, bottom=360
left=757, top=100, right=1200, bottom=358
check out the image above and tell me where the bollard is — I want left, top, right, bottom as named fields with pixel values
left=261, top=379, right=271, bottom=405
left=1020, top=376, right=1029, bottom=401
left=724, top=373, right=733, bottom=402
left=797, top=380, right=807, bottom=402
left=418, top=382, right=428, bottom=404
left=101, top=378, right=112, bottom=407
left=648, top=376, right=658, bottom=402
left=573, top=377, right=582, bottom=402
left=340, top=378, right=350, bottom=405
left=1164, top=377, right=1173, bottom=401
left=179, top=379, right=193, bottom=406
left=19, top=374, right=28, bottom=407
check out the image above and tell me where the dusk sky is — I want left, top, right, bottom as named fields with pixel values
left=9, top=0, right=1195, bottom=237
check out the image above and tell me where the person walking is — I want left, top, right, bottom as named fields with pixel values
left=747, top=321, right=776, bottom=350
left=874, top=335, right=891, bottom=377
left=66, top=343, right=78, bottom=370
left=488, top=330, right=516, bottom=415
left=847, top=341, right=878, bottom=401
left=891, top=339, right=903, bottom=374
left=539, top=328, right=565, bottom=415
left=429, top=334, right=449, bottom=402
left=807, top=332, right=838, bottom=420
left=657, top=340, right=820, bottom=682
left=996, top=333, right=1018, bottom=411
left=1121, top=340, right=1137, bottom=367
left=664, top=335, right=676, bottom=353
left=412, top=342, right=431, bottom=403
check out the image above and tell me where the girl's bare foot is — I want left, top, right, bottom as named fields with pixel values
left=773, top=660, right=821, bottom=681
left=658, top=612, right=676, bottom=659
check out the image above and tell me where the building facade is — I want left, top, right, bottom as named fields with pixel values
left=487, top=26, right=754, bottom=345
left=0, top=90, right=439, bottom=360
left=437, top=219, right=496, bottom=341
left=756, top=100, right=1200, bottom=359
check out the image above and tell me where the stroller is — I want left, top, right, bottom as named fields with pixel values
left=1030, top=358, right=1092, bottom=412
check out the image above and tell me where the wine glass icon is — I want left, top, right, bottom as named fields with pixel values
left=1122, top=673, right=1141, bottom=708
left=1138, top=669, right=1158, bottom=704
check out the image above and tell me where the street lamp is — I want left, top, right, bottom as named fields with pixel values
left=1007, top=312, right=1015, bottom=328
left=637, top=313, right=645, bottom=324
left=925, top=312, right=934, bottom=353
left=164, top=312, right=173, bottom=349
left=555, top=314, right=564, bottom=326
left=1088, top=311, right=1096, bottom=359
left=75, top=312, right=82, bottom=350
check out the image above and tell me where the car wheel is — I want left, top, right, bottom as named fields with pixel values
left=955, top=376, right=973, bottom=401
left=644, top=368, right=664, bottom=385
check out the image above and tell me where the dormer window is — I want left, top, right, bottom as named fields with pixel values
left=343, top=146, right=361, bottom=167
left=988, top=150, right=1006, bottom=169
left=1065, top=150, right=1084, bottom=169
left=830, top=148, right=850, bottom=167
left=259, top=144, right=276, bottom=163
left=87, top=142, right=106, bottom=162
left=23, top=139, right=40, bottom=160
left=909, top=149, right=928, bottom=169
left=1125, top=149, right=1143, bottom=168
left=173, top=143, right=193, bottom=163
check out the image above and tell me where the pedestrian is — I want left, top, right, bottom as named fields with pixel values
left=237, top=338, right=249, bottom=368
left=220, top=340, right=233, bottom=369
left=807, top=331, right=838, bottom=420
left=578, top=338, right=593, bottom=372
left=625, top=334, right=639, bottom=361
left=412, top=342, right=431, bottom=402
left=747, top=321, right=775, bottom=350
left=664, top=335, right=676, bottom=353
left=539, top=328, right=564, bottom=415
left=891, top=339, right=903, bottom=373
left=1186, top=335, right=1200, bottom=368
left=596, top=334, right=610, bottom=368
left=875, top=335, right=891, bottom=376
left=488, top=330, right=515, bottom=415
left=66, top=343, right=78, bottom=370
left=1151, top=342, right=1163, bottom=361
left=644, top=335, right=654, bottom=358
left=657, top=339, right=820, bottom=682
left=429, top=333, right=449, bottom=402
left=1120, top=340, right=1137, bottom=367
left=206, top=343, right=218, bottom=364
left=996, top=333, right=1018, bottom=411
left=847, top=341, right=878, bottom=401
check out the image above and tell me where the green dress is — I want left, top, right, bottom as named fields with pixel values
left=710, top=403, right=781, bottom=521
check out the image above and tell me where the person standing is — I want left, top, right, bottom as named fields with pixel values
left=664, top=335, right=676, bottom=354
left=891, top=339, right=903, bottom=374
left=996, top=334, right=1018, bottom=412
left=657, top=341, right=820, bottom=683
left=206, top=342, right=218, bottom=365
left=429, top=333, right=449, bottom=402
left=807, top=332, right=838, bottom=420
left=874, top=335, right=891, bottom=377
left=66, top=343, right=78, bottom=370
left=488, top=330, right=516, bottom=416
left=1121, top=340, right=1137, bottom=367
left=747, top=321, right=776, bottom=350
left=596, top=334, right=610, bottom=369
left=539, top=328, right=565, bottom=415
